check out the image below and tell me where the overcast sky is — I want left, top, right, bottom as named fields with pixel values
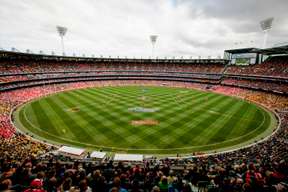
left=0, top=0, right=287, bottom=58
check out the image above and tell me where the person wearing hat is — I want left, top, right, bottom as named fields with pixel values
left=24, top=178, right=45, bottom=192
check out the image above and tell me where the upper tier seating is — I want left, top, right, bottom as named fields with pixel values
left=0, top=60, right=226, bottom=75
left=226, top=56, right=288, bottom=78
left=226, top=56, right=288, bottom=77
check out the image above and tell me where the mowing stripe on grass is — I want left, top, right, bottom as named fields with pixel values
left=177, top=96, right=237, bottom=145
left=44, top=97, right=97, bottom=143
left=63, top=90, right=132, bottom=147
left=37, top=99, right=78, bottom=140
left=226, top=105, right=258, bottom=138
left=29, top=101, right=61, bottom=136
left=149, top=94, right=225, bottom=147
left=202, top=100, right=249, bottom=145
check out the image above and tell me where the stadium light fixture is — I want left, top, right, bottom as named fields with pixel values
left=150, top=35, right=158, bottom=58
left=56, top=26, right=68, bottom=56
left=260, top=17, right=274, bottom=48
left=249, top=40, right=255, bottom=47
left=11, top=47, right=20, bottom=52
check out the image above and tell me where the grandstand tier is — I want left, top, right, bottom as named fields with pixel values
left=0, top=50, right=287, bottom=95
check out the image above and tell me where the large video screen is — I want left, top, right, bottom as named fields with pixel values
left=235, top=58, right=250, bottom=65
left=231, top=53, right=257, bottom=65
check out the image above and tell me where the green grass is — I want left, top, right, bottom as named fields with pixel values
left=13, top=86, right=277, bottom=155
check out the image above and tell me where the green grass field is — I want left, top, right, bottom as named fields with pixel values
left=13, top=86, right=277, bottom=155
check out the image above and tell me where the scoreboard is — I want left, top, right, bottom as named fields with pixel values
left=231, top=53, right=257, bottom=65
left=224, top=48, right=259, bottom=65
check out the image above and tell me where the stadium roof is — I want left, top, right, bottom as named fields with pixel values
left=224, top=48, right=259, bottom=54
left=252, top=45, right=288, bottom=55
left=225, top=45, right=288, bottom=55
left=0, top=50, right=228, bottom=64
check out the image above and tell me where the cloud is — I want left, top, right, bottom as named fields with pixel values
left=0, top=0, right=287, bottom=57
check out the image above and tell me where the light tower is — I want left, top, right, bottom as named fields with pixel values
left=150, top=35, right=158, bottom=58
left=56, top=26, right=68, bottom=55
left=260, top=17, right=274, bottom=48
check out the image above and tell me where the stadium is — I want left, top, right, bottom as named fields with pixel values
left=0, top=1, right=288, bottom=192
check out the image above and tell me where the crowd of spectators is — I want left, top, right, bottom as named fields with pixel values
left=221, top=78, right=288, bottom=94
left=0, top=72, right=221, bottom=85
left=212, top=85, right=288, bottom=110
left=0, top=60, right=225, bottom=90
left=1, top=57, right=287, bottom=97
left=225, top=56, right=288, bottom=78
left=0, top=60, right=226, bottom=75
left=0, top=61, right=83, bottom=74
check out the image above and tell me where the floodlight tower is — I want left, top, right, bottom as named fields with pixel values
left=56, top=26, right=68, bottom=55
left=150, top=35, right=158, bottom=58
left=260, top=17, right=274, bottom=48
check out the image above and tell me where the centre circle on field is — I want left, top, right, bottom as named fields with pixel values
left=13, top=86, right=277, bottom=155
